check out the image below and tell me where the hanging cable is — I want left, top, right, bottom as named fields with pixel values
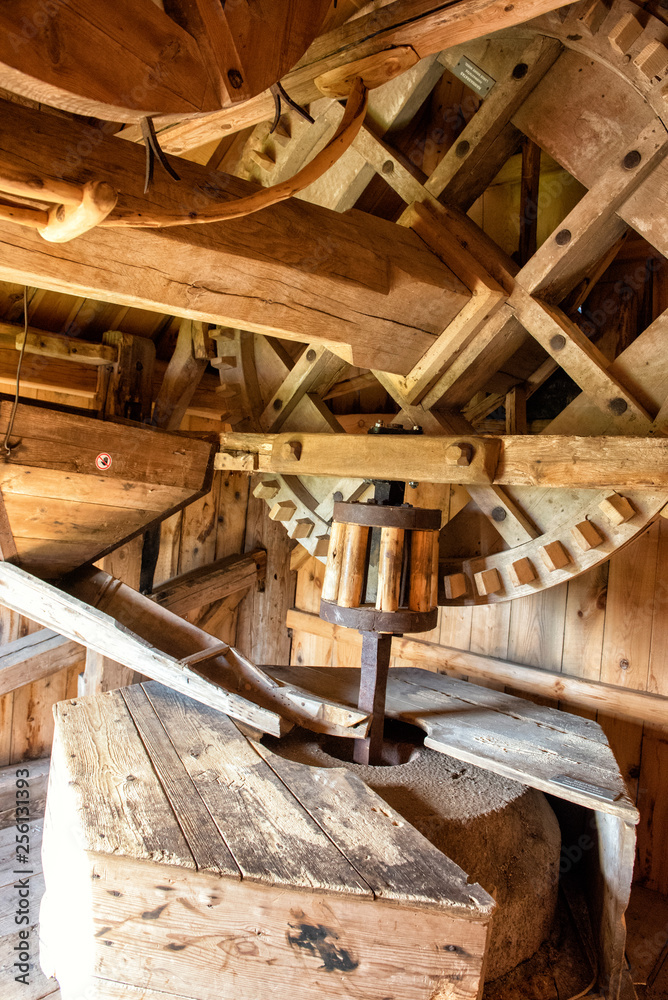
left=2, top=285, right=29, bottom=460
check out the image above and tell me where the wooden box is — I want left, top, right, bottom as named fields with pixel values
left=39, top=682, right=495, bottom=1000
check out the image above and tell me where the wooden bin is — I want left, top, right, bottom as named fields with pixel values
left=39, top=682, right=495, bottom=1000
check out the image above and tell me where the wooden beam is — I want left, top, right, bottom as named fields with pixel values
left=259, top=346, right=347, bottom=432
left=152, top=319, right=212, bottom=430
left=217, top=428, right=668, bottom=490
left=130, top=0, right=578, bottom=153
left=428, top=35, right=562, bottom=208
left=151, top=549, right=266, bottom=617
left=285, top=608, right=668, bottom=731
left=0, top=627, right=83, bottom=696
left=0, top=99, right=470, bottom=375
left=0, top=562, right=369, bottom=738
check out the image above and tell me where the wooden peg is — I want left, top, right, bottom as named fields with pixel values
left=409, top=529, right=434, bottom=613
left=474, top=568, right=502, bottom=596
left=634, top=41, right=668, bottom=79
left=608, top=13, right=643, bottom=54
left=571, top=520, right=604, bottom=551
left=269, top=500, right=296, bottom=522
left=576, top=0, right=610, bottom=35
left=253, top=479, right=281, bottom=500
left=509, top=558, right=536, bottom=587
left=599, top=494, right=636, bottom=525
left=38, top=180, right=117, bottom=243
left=290, top=518, right=314, bottom=539
left=376, top=527, right=405, bottom=612
left=430, top=531, right=440, bottom=609
left=339, top=523, right=369, bottom=608
left=540, top=541, right=571, bottom=572
left=322, top=521, right=347, bottom=602
left=444, top=572, right=467, bottom=600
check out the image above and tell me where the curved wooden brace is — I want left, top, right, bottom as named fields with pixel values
left=102, top=77, right=369, bottom=229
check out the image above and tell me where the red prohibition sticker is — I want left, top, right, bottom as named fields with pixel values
left=96, top=453, right=112, bottom=471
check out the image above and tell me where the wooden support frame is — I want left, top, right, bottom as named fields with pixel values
left=0, top=628, right=83, bottom=696
left=151, top=549, right=266, bottom=617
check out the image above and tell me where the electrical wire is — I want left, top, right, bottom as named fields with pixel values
left=2, top=285, right=29, bottom=460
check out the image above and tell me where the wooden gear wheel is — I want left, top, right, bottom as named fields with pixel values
left=217, top=0, right=668, bottom=608
left=0, top=0, right=331, bottom=121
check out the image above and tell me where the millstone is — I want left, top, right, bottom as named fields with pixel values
left=269, top=728, right=561, bottom=981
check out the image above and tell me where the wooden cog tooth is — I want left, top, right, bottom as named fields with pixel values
left=474, top=568, right=502, bottom=596
left=444, top=572, right=467, bottom=600
left=608, top=13, right=643, bottom=55
left=253, top=479, right=281, bottom=500
left=269, top=500, right=297, bottom=522
left=571, top=520, right=604, bottom=551
left=290, top=518, right=315, bottom=539
left=508, top=558, right=537, bottom=587
left=575, top=0, right=611, bottom=35
left=599, top=494, right=636, bottom=525
left=540, top=541, right=572, bottom=572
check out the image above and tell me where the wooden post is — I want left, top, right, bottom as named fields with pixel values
left=338, top=524, right=369, bottom=608
left=322, top=520, right=347, bottom=602
left=376, top=527, right=404, bottom=612
left=409, top=529, right=435, bottom=612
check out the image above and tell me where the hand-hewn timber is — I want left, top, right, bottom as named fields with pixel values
left=0, top=628, right=83, bottom=696
left=218, top=431, right=668, bottom=490
left=151, top=549, right=266, bottom=617
left=0, top=99, right=470, bottom=375
left=0, top=562, right=369, bottom=739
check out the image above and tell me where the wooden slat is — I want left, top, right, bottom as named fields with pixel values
left=141, top=682, right=371, bottom=893
left=284, top=608, right=668, bottom=730
left=151, top=549, right=265, bottom=617
left=0, top=628, right=82, bottom=696
left=270, top=664, right=638, bottom=820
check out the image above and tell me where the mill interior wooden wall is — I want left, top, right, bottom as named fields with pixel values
left=290, top=509, right=668, bottom=897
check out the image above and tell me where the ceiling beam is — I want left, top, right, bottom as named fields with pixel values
left=0, top=99, right=470, bottom=375
left=217, top=429, right=668, bottom=490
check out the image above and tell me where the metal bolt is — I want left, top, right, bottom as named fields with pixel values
left=555, top=229, right=572, bottom=246
left=280, top=440, right=301, bottom=461
left=333, top=491, right=343, bottom=502
left=227, top=69, right=244, bottom=89
left=620, top=658, right=630, bottom=671
left=623, top=150, right=642, bottom=170
left=455, top=140, right=470, bottom=158
left=306, top=348, right=317, bottom=362
left=550, top=334, right=567, bottom=351
left=608, top=397, right=628, bottom=415
left=374, top=419, right=385, bottom=428
left=409, top=481, right=418, bottom=488
left=491, top=506, right=507, bottom=522
left=273, top=398, right=283, bottom=410
left=512, top=62, right=528, bottom=79
left=445, top=443, right=473, bottom=466
left=382, top=160, right=394, bottom=174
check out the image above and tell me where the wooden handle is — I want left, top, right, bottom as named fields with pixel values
left=39, top=181, right=118, bottom=244
left=376, top=526, right=404, bottom=612
left=409, top=529, right=434, bottom=613
left=321, top=520, right=347, bottom=602
left=338, top=523, right=369, bottom=608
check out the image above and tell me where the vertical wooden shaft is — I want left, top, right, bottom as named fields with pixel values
left=409, top=529, right=435, bottom=612
left=430, top=529, right=440, bottom=610
left=375, top=526, right=404, bottom=612
left=321, top=520, right=347, bottom=602
left=338, top=523, right=369, bottom=608
left=353, top=630, right=393, bottom=765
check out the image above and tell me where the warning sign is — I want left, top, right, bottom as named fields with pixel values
left=96, top=453, right=112, bottom=471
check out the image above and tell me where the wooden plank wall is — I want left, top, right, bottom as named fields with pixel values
left=289, top=514, right=668, bottom=895
left=0, top=415, right=295, bottom=763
